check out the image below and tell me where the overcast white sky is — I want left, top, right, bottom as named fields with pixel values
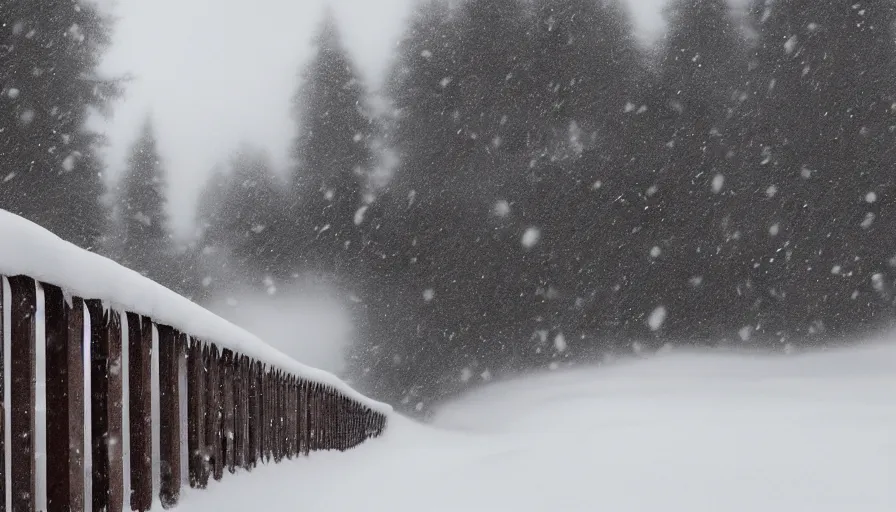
left=98, top=0, right=668, bottom=236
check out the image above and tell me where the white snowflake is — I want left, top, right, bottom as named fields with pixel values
left=553, top=333, right=567, bottom=353
left=647, top=306, right=667, bottom=332
left=861, top=212, right=875, bottom=229
left=784, top=35, right=798, bottom=55
left=711, top=174, right=725, bottom=194
left=353, top=205, right=368, bottom=226
left=422, top=289, right=435, bottom=302
left=521, top=227, right=541, bottom=249
left=493, top=200, right=511, bottom=217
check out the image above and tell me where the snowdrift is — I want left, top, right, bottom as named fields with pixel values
left=180, top=342, right=895, bottom=512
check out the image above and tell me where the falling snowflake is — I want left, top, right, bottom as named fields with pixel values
left=865, top=191, right=878, bottom=203
left=521, top=227, right=541, bottom=249
left=553, top=333, right=567, bottom=353
left=7, top=88, right=20, bottom=99
left=422, top=289, right=435, bottom=302
left=861, top=212, right=875, bottom=229
left=784, top=35, right=798, bottom=54
left=420, top=49, right=432, bottom=59
left=647, top=306, right=667, bottom=332
left=650, top=246, right=662, bottom=258
left=353, top=205, right=368, bottom=226
left=493, top=200, right=511, bottom=217
left=711, top=174, right=725, bottom=194
left=62, top=154, right=76, bottom=172
left=769, top=223, right=780, bottom=236
left=460, top=367, right=472, bottom=382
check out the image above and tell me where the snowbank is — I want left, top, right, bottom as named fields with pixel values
left=0, top=209, right=390, bottom=413
left=179, top=342, right=895, bottom=511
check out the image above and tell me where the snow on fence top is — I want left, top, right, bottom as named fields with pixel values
left=0, top=209, right=391, bottom=414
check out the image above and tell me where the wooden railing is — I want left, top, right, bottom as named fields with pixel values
left=0, top=273, right=388, bottom=512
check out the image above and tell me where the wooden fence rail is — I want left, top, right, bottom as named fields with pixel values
left=0, top=274, right=388, bottom=512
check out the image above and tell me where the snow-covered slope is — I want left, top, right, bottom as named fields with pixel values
left=179, top=343, right=896, bottom=512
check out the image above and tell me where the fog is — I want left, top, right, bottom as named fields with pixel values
left=98, top=0, right=669, bottom=237
left=206, top=285, right=353, bottom=375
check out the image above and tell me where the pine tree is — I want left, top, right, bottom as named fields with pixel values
left=290, top=11, right=373, bottom=279
left=639, top=0, right=748, bottom=343
left=114, top=116, right=173, bottom=284
left=739, top=0, right=896, bottom=343
left=523, top=0, right=648, bottom=357
left=0, top=0, right=120, bottom=249
left=201, top=146, right=290, bottom=296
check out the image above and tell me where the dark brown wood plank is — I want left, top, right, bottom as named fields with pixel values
left=9, top=276, right=36, bottom=512
left=222, top=350, right=235, bottom=474
left=86, top=301, right=123, bottom=512
left=206, top=344, right=223, bottom=481
left=128, top=314, right=152, bottom=512
left=44, top=285, right=85, bottom=512
left=231, top=354, right=242, bottom=470
left=273, top=372, right=282, bottom=463
left=107, top=311, right=124, bottom=512
left=187, top=341, right=209, bottom=488
left=0, top=276, right=5, bottom=512
left=264, top=370, right=272, bottom=463
left=237, top=356, right=249, bottom=470
left=299, top=380, right=308, bottom=456
left=158, top=327, right=183, bottom=508
left=247, top=360, right=258, bottom=468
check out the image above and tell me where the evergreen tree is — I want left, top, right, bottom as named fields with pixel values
left=0, top=0, right=120, bottom=248
left=639, top=0, right=748, bottom=343
left=201, top=146, right=290, bottom=295
left=290, top=11, right=374, bottom=279
left=524, top=0, right=648, bottom=358
left=114, top=116, right=173, bottom=284
left=739, top=0, right=896, bottom=343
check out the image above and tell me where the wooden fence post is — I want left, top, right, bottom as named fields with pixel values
left=247, top=360, right=258, bottom=468
left=275, top=372, right=283, bottom=463
left=0, top=277, right=5, bottom=512
left=232, top=353, right=243, bottom=471
left=159, top=327, right=183, bottom=508
left=44, top=285, right=85, bottom=512
left=8, top=276, right=36, bottom=512
left=222, top=350, right=235, bottom=474
left=128, top=314, right=152, bottom=512
left=206, top=344, right=223, bottom=481
left=238, top=356, right=249, bottom=470
left=86, top=301, right=124, bottom=512
left=187, top=341, right=209, bottom=488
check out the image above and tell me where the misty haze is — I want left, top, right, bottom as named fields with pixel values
left=1, top=0, right=894, bottom=511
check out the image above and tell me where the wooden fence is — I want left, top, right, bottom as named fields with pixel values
left=0, top=274, right=387, bottom=512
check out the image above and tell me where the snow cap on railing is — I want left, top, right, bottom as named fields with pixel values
left=0, top=209, right=391, bottom=414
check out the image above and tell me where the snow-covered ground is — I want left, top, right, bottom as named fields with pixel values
left=179, top=342, right=896, bottom=512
